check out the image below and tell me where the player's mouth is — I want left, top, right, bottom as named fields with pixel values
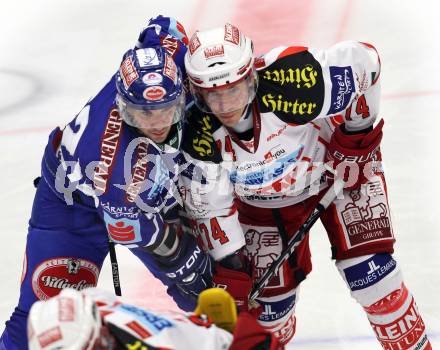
left=151, top=129, right=168, bottom=137
left=219, top=112, right=239, bottom=121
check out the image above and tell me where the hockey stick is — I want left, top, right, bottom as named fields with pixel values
left=249, top=178, right=345, bottom=301
left=108, top=240, right=122, bottom=296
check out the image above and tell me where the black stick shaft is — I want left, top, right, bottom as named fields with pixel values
left=250, top=179, right=344, bottom=301
left=108, top=240, right=122, bottom=296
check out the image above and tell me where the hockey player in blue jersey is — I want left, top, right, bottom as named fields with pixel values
left=0, top=16, right=213, bottom=350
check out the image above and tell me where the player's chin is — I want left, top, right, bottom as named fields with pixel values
left=150, top=134, right=168, bottom=143
left=142, top=129, right=170, bottom=142
left=217, top=113, right=241, bottom=127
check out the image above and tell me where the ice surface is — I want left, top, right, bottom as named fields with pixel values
left=1, top=1, right=439, bottom=348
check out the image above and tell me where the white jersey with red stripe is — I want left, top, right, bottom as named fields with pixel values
left=27, top=288, right=233, bottom=350
left=87, top=289, right=233, bottom=350
left=180, top=40, right=381, bottom=260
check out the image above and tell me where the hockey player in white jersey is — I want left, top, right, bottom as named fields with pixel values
left=179, top=24, right=432, bottom=349
left=27, top=288, right=282, bottom=350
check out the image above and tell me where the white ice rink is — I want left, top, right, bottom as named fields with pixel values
left=1, top=0, right=439, bottom=349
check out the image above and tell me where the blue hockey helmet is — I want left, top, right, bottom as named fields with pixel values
left=115, top=46, right=185, bottom=133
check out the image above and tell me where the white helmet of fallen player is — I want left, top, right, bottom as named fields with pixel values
left=27, top=288, right=114, bottom=350
left=184, top=24, right=258, bottom=117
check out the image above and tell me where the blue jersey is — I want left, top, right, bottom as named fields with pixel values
left=0, top=16, right=202, bottom=350
left=0, top=81, right=199, bottom=349
left=42, top=75, right=186, bottom=249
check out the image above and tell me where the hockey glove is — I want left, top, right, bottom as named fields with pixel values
left=326, top=119, right=384, bottom=190
left=230, top=312, right=284, bottom=350
left=212, top=264, right=261, bottom=316
left=135, top=15, right=188, bottom=69
left=155, top=233, right=213, bottom=301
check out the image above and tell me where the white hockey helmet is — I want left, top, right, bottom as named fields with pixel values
left=184, top=24, right=258, bottom=115
left=27, top=288, right=111, bottom=350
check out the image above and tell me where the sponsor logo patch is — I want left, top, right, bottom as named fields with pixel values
left=37, top=326, right=62, bottom=348
left=143, top=86, right=166, bottom=101
left=204, top=45, right=225, bottom=59
left=341, top=188, right=393, bottom=248
left=343, top=254, right=397, bottom=291
left=371, top=297, right=427, bottom=350
left=120, top=56, right=139, bottom=90
left=208, top=72, right=230, bottom=82
left=235, top=147, right=286, bottom=173
left=126, top=320, right=151, bottom=339
left=104, top=212, right=142, bottom=244
left=254, top=56, right=266, bottom=69
left=125, top=141, right=149, bottom=203
left=224, top=23, right=240, bottom=45
left=101, top=201, right=139, bottom=219
left=230, top=146, right=304, bottom=186
left=258, top=294, right=296, bottom=322
left=93, top=108, right=123, bottom=194
left=192, top=115, right=215, bottom=157
left=243, top=229, right=284, bottom=288
left=264, top=145, right=286, bottom=163
left=258, top=52, right=324, bottom=123
left=142, top=72, right=163, bottom=86
left=365, top=284, right=408, bottom=315
left=356, top=70, right=369, bottom=93
left=117, top=304, right=173, bottom=334
left=365, top=181, right=384, bottom=197
left=136, top=48, right=160, bottom=68
left=266, top=312, right=296, bottom=345
left=165, top=246, right=202, bottom=279
left=163, top=54, right=177, bottom=83
left=267, top=124, right=287, bottom=142
left=58, top=297, right=75, bottom=321
left=32, top=258, right=99, bottom=300
left=189, top=33, right=201, bottom=55
left=327, top=66, right=355, bottom=114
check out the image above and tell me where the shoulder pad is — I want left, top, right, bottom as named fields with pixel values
left=256, top=49, right=325, bottom=124
left=182, top=105, right=223, bottom=163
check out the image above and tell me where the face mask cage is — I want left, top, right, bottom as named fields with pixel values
left=190, top=70, right=258, bottom=115
left=116, top=92, right=186, bottom=130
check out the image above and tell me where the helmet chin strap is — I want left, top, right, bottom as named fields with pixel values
left=155, top=122, right=183, bottom=152
left=232, top=104, right=253, bottom=133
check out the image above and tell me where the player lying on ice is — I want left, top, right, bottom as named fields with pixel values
left=0, top=16, right=213, bottom=350
left=178, top=23, right=432, bottom=349
left=27, top=287, right=282, bottom=350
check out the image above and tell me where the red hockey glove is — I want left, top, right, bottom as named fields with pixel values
left=326, top=119, right=384, bottom=190
left=230, top=312, right=284, bottom=350
left=212, top=264, right=260, bottom=315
